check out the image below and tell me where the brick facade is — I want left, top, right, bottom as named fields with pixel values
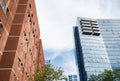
left=0, top=0, right=45, bottom=81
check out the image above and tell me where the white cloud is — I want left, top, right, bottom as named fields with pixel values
left=99, top=0, right=120, bottom=18
left=50, top=49, right=77, bottom=75
left=35, top=0, right=101, bottom=50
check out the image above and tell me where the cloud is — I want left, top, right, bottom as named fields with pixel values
left=99, top=0, right=120, bottom=18
left=50, top=49, right=77, bottom=75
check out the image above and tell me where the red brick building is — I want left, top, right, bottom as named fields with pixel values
left=0, top=0, right=45, bottom=81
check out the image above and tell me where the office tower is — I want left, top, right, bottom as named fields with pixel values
left=73, top=17, right=120, bottom=81
left=68, top=75, right=78, bottom=81
left=0, top=0, right=45, bottom=81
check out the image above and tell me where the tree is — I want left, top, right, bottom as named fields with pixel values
left=32, top=68, right=46, bottom=81
left=89, top=69, right=115, bottom=81
left=88, top=75, right=98, bottom=81
left=45, top=61, right=66, bottom=81
left=113, top=68, right=120, bottom=81
left=30, top=61, right=66, bottom=81
left=102, top=70, right=115, bottom=81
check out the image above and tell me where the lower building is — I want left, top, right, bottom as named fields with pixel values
left=68, top=75, right=78, bottom=81
left=73, top=17, right=120, bottom=81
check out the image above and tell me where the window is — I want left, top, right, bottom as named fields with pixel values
left=18, top=58, right=24, bottom=72
left=0, top=23, right=3, bottom=29
left=0, top=20, right=3, bottom=29
left=27, top=12, right=33, bottom=25
left=18, top=58, right=21, bottom=68
left=29, top=49, right=32, bottom=55
left=28, top=13, right=30, bottom=17
left=29, top=4, right=31, bottom=9
left=25, top=72, right=28, bottom=79
left=31, top=13, right=33, bottom=18
left=21, top=63, right=24, bottom=72
left=14, top=75, right=17, bottom=81
left=33, top=22, right=35, bottom=26
left=24, top=32, right=28, bottom=42
left=1, top=0, right=6, bottom=9
left=29, top=18, right=32, bottom=24
left=0, top=20, right=3, bottom=38
left=32, top=29, right=35, bottom=37
left=24, top=32, right=26, bottom=36
left=6, top=8, right=9, bottom=15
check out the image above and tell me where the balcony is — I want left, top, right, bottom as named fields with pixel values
left=91, top=20, right=97, bottom=22
left=93, top=31, right=100, bottom=36
left=82, top=30, right=92, bottom=35
left=82, top=26, right=92, bottom=30
left=81, top=21, right=90, bottom=24
left=92, top=25, right=99, bottom=28
left=81, top=24, right=91, bottom=27
left=81, top=19, right=90, bottom=21
left=92, top=28, right=100, bottom=31
left=91, top=22, right=98, bottom=25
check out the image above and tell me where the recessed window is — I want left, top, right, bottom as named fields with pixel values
left=23, top=32, right=28, bottom=42
left=29, top=18, right=32, bottom=23
left=28, top=13, right=30, bottom=17
left=32, top=29, right=35, bottom=37
left=31, top=13, right=33, bottom=18
left=6, top=8, right=9, bottom=15
left=25, top=72, right=29, bottom=79
left=33, top=22, right=35, bottom=25
left=29, top=49, right=32, bottom=55
left=1, top=0, right=6, bottom=9
left=21, top=63, right=24, bottom=72
left=0, top=23, right=3, bottom=29
left=29, top=4, right=31, bottom=9
left=24, top=32, right=26, bottom=36
left=14, top=75, right=17, bottom=81
left=0, top=20, right=3, bottom=29
left=18, top=58, right=24, bottom=72
left=18, top=58, right=21, bottom=67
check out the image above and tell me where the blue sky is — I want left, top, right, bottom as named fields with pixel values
left=35, top=0, right=120, bottom=75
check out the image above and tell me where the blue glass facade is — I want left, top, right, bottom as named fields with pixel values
left=98, top=19, right=120, bottom=69
left=74, top=17, right=120, bottom=81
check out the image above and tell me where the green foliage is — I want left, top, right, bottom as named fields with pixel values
left=113, top=68, right=120, bottom=81
left=89, top=69, right=120, bottom=81
left=102, top=70, right=114, bottom=81
left=30, top=61, right=66, bottom=81
left=29, top=67, right=46, bottom=81
left=45, top=61, right=66, bottom=81
left=89, top=75, right=97, bottom=81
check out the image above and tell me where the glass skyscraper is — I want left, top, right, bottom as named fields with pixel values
left=73, top=17, right=120, bottom=81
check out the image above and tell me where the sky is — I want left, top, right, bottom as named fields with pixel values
left=35, top=0, right=120, bottom=75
